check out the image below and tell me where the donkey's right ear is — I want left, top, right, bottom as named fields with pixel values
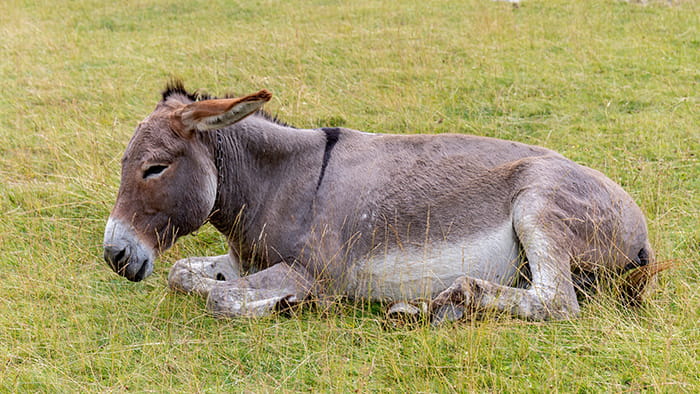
left=172, top=89, right=272, bottom=136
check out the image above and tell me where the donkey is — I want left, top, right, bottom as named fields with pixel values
left=103, top=80, right=665, bottom=322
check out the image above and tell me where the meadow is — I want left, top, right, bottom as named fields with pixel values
left=1, top=0, right=698, bottom=391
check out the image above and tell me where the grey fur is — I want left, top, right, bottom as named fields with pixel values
left=104, top=84, right=658, bottom=321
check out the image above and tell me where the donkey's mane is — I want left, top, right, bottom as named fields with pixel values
left=162, top=79, right=211, bottom=102
left=161, top=79, right=294, bottom=128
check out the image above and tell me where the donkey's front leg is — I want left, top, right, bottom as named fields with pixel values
left=207, top=262, right=315, bottom=318
left=168, top=253, right=241, bottom=296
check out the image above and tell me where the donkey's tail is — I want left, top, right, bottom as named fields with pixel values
left=621, top=241, right=672, bottom=305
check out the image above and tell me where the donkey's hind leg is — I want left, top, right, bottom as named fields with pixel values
left=432, top=197, right=580, bottom=322
left=168, top=254, right=241, bottom=296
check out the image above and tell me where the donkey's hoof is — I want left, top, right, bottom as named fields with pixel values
left=385, top=301, right=428, bottom=328
left=168, top=266, right=218, bottom=296
left=431, top=303, right=465, bottom=326
left=168, top=255, right=238, bottom=296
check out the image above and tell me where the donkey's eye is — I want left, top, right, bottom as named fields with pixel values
left=143, top=164, right=169, bottom=179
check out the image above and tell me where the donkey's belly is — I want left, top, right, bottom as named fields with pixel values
left=345, top=223, right=521, bottom=301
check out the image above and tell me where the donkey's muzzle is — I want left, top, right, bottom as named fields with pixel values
left=103, top=244, right=151, bottom=282
left=103, top=217, right=155, bottom=282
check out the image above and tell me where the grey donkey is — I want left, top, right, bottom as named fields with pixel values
left=103, top=81, right=667, bottom=323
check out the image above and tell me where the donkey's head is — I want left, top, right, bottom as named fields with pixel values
left=103, top=85, right=272, bottom=281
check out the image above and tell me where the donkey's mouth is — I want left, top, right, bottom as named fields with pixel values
left=113, top=253, right=154, bottom=282
left=128, top=258, right=152, bottom=282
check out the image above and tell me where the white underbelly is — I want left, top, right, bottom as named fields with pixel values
left=345, top=223, right=521, bottom=301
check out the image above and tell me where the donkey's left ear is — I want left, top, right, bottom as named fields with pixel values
left=174, top=89, right=272, bottom=135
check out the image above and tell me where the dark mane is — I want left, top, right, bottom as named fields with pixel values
left=253, top=109, right=296, bottom=128
left=161, top=79, right=293, bottom=128
left=162, top=79, right=213, bottom=102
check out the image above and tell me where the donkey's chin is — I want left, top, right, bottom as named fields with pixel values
left=103, top=217, right=157, bottom=282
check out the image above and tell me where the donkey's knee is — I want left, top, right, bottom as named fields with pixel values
left=168, top=255, right=239, bottom=296
left=511, top=284, right=580, bottom=321
left=522, top=285, right=580, bottom=320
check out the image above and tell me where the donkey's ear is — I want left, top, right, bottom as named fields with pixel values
left=174, top=89, right=272, bottom=135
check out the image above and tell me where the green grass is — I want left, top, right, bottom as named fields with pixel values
left=1, top=0, right=698, bottom=391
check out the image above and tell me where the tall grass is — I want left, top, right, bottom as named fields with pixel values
left=1, top=0, right=698, bottom=391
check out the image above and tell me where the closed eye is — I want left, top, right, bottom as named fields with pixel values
left=143, top=164, right=169, bottom=179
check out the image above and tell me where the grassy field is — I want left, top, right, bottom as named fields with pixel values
left=1, top=0, right=698, bottom=391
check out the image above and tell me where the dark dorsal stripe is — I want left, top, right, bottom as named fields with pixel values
left=316, top=128, right=341, bottom=191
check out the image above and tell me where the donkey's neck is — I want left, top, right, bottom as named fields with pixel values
left=204, top=114, right=327, bottom=264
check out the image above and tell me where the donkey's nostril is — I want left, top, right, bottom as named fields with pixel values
left=104, top=245, right=127, bottom=269
left=216, top=273, right=226, bottom=281
left=114, top=249, right=126, bottom=262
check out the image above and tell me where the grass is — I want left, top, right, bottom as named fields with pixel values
left=1, top=0, right=698, bottom=391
